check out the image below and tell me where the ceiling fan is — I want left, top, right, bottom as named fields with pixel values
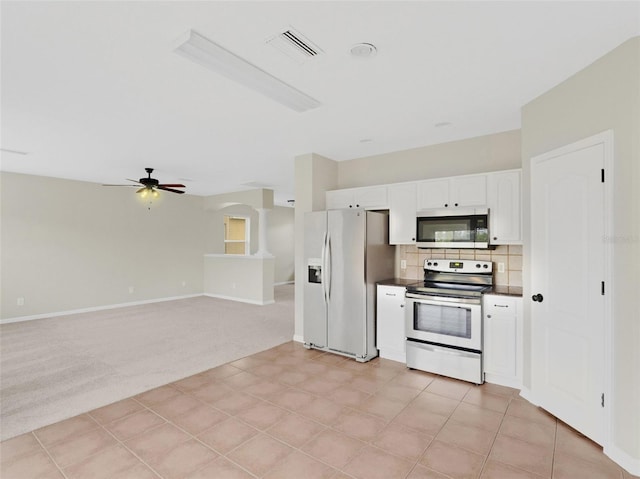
left=103, top=168, right=185, bottom=196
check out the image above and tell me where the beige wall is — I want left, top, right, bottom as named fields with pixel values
left=206, top=204, right=258, bottom=255
left=204, top=189, right=294, bottom=284
left=268, top=206, right=295, bottom=284
left=521, top=37, right=640, bottom=463
left=1, top=172, right=206, bottom=320
left=0, top=175, right=295, bottom=320
left=203, top=255, right=274, bottom=304
left=338, top=129, right=521, bottom=189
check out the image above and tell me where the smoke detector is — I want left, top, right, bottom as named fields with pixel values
left=350, top=43, right=377, bottom=58
left=266, top=27, right=323, bottom=64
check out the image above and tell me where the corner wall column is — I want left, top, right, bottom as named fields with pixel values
left=255, top=208, right=271, bottom=257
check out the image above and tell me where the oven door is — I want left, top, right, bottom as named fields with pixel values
left=405, top=293, right=482, bottom=351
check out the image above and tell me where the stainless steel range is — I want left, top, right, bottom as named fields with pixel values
left=405, top=259, right=493, bottom=384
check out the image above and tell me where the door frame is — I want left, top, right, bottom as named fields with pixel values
left=526, top=129, right=613, bottom=448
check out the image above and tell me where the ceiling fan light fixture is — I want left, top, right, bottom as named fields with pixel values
left=174, top=30, right=322, bottom=113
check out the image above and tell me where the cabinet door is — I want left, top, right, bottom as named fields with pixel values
left=488, top=170, right=521, bottom=244
left=417, top=179, right=449, bottom=210
left=326, top=186, right=388, bottom=210
left=376, top=285, right=406, bottom=362
left=451, top=175, right=487, bottom=207
left=355, top=186, right=388, bottom=209
left=388, top=183, right=417, bottom=244
left=326, top=189, right=354, bottom=210
left=483, top=295, right=521, bottom=387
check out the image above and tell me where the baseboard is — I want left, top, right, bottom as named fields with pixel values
left=293, top=334, right=304, bottom=343
left=0, top=294, right=203, bottom=324
left=274, top=281, right=294, bottom=286
left=605, top=443, right=640, bottom=476
left=483, top=373, right=522, bottom=390
left=518, top=387, right=639, bottom=474
left=203, top=293, right=275, bottom=306
left=379, top=349, right=407, bottom=364
left=518, top=386, right=540, bottom=406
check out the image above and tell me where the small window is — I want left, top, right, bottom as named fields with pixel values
left=224, top=216, right=249, bottom=255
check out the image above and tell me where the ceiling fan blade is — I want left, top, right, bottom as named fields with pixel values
left=136, top=187, right=147, bottom=194
left=158, top=186, right=185, bottom=194
left=126, top=179, right=143, bottom=185
left=157, top=183, right=186, bottom=188
left=102, top=184, right=139, bottom=187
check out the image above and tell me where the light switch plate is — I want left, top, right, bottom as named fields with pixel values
left=400, top=260, right=407, bottom=270
left=498, top=262, right=505, bottom=273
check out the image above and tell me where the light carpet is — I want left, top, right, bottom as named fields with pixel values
left=0, top=284, right=294, bottom=441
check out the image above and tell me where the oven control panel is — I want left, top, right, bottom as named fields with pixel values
left=423, top=259, right=493, bottom=274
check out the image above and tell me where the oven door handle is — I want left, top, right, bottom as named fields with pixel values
left=405, top=293, right=481, bottom=307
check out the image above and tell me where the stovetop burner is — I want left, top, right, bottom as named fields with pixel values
left=406, top=259, right=494, bottom=299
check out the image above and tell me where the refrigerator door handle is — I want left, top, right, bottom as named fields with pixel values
left=321, top=231, right=328, bottom=304
left=325, top=232, right=332, bottom=302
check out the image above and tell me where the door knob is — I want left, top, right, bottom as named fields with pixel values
left=532, top=293, right=544, bottom=302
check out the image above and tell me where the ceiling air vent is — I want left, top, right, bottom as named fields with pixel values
left=266, top=27, right=323, bottom=64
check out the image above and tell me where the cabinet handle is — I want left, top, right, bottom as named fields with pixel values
left=356, top=204, right=360, bottom=208
left=487, top=314, right=492, bottom=318
left=454, top=203, right=459, bottom=207
left=400, top=304, right=405, bottom=308
left=494, top=304, right=509, bottom=308
left=385, top=293, right=396, bottom=296
left=444, top=203, right=448, bottom=207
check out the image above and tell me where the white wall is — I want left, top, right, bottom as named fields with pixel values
left=521, top=36, right=640, bottom=468
left=1, top=172, right=206, bottom=320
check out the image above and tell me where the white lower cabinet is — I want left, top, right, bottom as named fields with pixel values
left=483, top=295, right=522, bottom=388
left=376, top=285, right=406, bottom=363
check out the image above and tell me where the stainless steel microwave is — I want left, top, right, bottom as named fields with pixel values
left=416, top=208, right=491, bottom=249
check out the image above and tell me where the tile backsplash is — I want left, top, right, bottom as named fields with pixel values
left=397, top=244, right=523, bottom=288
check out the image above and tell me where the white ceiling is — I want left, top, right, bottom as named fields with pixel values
left=2, top=1, right=639, bottom=205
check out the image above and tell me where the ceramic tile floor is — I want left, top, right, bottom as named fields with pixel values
left=1, top=341, right=637, bottom=479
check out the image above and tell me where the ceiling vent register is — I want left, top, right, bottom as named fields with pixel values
left=266, top=27, right=323, bottom=64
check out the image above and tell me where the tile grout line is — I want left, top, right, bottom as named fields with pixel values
left=31, top=430, right=71, bottom=479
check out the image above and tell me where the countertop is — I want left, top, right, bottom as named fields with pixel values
left=377, top=278, right=417, bottom=287
left=488, top=286, right=523, bottom=297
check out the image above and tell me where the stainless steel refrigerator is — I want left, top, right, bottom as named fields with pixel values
left=303, top=209, right=395, bottom=362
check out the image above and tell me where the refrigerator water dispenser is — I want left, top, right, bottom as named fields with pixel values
left=308, top=263, right=322, bottom=283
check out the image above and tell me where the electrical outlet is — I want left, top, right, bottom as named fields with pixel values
left=400, top=260, right=407, bottom=270
left=498, top=262, right=505, bottom=273
left=128, top=286, right=135, bottom=294
left=17, top=297, right=24, bottom=306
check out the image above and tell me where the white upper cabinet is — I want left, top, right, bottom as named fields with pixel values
left=326, top=185, right=388, bottom=210
left=417, top=175, right=487, bottom=210
left=388, top=183, right=417, bottom=245
left=487, top=170, right=521, bottom=244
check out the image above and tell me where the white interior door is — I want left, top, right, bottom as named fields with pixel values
left=530, top=132, right=610, bottom=444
